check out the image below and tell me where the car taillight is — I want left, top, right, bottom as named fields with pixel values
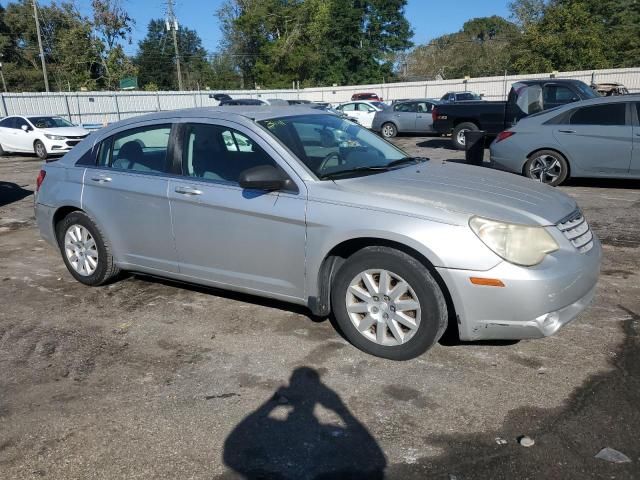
left=36, top=170, right=46, bottom=191
left=495, top=130, right=516, bottom=143
left=432, top=107, right=438, bottom=123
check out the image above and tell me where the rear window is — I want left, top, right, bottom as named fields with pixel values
left=570, top=104, right=626, bottom=126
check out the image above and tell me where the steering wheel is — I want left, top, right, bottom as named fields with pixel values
left=318, top=151, right=342, bottom=173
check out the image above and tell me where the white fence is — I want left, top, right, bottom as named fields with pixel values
left=0, top=67, right=638, bottom=125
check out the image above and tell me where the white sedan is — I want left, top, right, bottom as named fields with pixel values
left=335, top=101, right=387, bottom=129
left=0, top=115, right=90, bottom=160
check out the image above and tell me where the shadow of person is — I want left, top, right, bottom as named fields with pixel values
left=0, top=181, right=32, bottom=208
left=223, top=367, right=386, bottom=480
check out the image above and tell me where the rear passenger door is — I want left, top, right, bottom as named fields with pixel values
left=167, top=121, right=307, bottom=301
left=81, top=123, right=180, bottom=273
left=553, top=102, right=632, bottom=175
left=415, top=102, right=435, bottom=132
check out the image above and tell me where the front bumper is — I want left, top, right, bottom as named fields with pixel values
left=437, top=234, right=602, bottom=341
left=43, top=138, right=84, bottom=154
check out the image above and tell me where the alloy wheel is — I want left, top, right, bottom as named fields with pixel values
left=382, top=124, right=395, bottom=138
left=529, top=154, right=562, bottom=184
left=345, top=269, right=421, bottom=346
left=456, top=129, right=468, bottom=146
left=64, top=224, right=98, bottom=276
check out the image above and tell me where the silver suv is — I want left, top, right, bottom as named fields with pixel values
left=34, top=107, right=601, bottom=360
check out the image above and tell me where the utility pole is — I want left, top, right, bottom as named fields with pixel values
left=32, top=0, right=50, bottom=92
left=166, top=0, right=183, bottom=91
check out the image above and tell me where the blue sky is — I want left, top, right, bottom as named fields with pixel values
left=40, top=0, right=512, bottom=54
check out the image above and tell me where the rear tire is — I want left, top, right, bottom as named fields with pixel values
left=331, top=246, right=447, bottom=360
left=381, top=122, right=397, bottom=138
left=56, top=211, right=120, bottom=286
left=452, top=122, right=478, bottom=150
left=34, top=140, right=48, bottom=160
left=524, top=150, right=569, bottom=187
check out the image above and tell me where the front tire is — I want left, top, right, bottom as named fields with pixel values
left=34, top=140, right=48, bottom=160
left=381, top=122, right=397, bottom=138
left=331, top=246, right=447, bottom=360
left=524, top=150, right=569, bottom=186
left=451, top=122, right=478, bottom=150
left=56, top=211, right=120, bottom=286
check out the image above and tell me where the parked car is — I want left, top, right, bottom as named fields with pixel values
left=310, top=104, right=360, bottom=123
left=351, top=93, right=383, bottom=101
left=440, top=91, right=482, bottom=103
left=490, top=95, right=640, bottom=186
left=433, top=79, right=599, bottom=150
left=220, top=98, right=267, bottom=106
left=591, top=82, right=630, bottom=96
left=335, top=101, right=387, bottom=128
left=0, top=115, right=90, bottom=160
left=35, top=107, right=601, bottom=360
left=371, top=99, right=440, bottom=138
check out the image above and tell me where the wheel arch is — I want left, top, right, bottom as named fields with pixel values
left=53, top=205, right=84, bottom=232
left=453, top=118, right=481, bottom=129
left=311, top=237, right=458, bottom=336
left=524, top=147, right=571, bottom=178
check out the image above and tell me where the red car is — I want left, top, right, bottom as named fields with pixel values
left=350, top=92, right=383, bottom=101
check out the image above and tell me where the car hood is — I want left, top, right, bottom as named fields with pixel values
left=39, top=126, right=90, bottom=137
left=331, top=161, right=577, bottom=226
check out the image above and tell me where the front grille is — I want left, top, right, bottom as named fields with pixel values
left=66, top=140, right=81, bottom=147
left=65, top=134, right=89, bottom=140
left=557, top=209, right=593, bottom=253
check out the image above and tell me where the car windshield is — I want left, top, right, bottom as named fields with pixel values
left=28, top=116, right=74, bottom=129
left=259, top=114, right=420, bottom=179
left=369, top=101, right=387, bottom=109
left=573, top=81, right=599, bottom=99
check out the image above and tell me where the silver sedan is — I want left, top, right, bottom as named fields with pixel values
left=371, top=99, right=439, bottom=138
left=35, top=107, right=601, bottom=360
left=490, top=95, right=640, bottom=186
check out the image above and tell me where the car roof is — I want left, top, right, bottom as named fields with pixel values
left=517, top=78, right=587, bottom=85
left=519, top=93, right=640, bottom=124
left=93, top=106, right=328, bottom=134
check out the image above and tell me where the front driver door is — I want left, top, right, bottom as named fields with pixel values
left=13, top=117, right=35, bottom=152
left=391, top=102, right=417, bottom=132
left=553, top=102, right=632, bottom=175
left=168, top=121, right=307, bottom=301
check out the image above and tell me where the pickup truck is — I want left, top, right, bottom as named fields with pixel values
left=433, top=79, right=599, bottom=149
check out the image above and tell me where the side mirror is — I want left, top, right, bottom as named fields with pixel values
left=21, top=124, right=29, bottom=132
left=238, top=165, right=292, bottom=192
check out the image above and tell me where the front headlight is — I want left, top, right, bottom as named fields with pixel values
left=44, top=134, right=66, bottom=140
left=469, top=216, right=559, bottom=266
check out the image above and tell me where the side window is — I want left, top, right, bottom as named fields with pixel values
left=0, top=117, right=15, bottom=128
left=341, top=103, right=356, bottom=112
left=97, top=138, right=112, bottom=167
left=110, top=125, right=171, bottom=173
left=394, top=103, right=417, bottom=113
left=570, top=104, right=626, bottom=126
left=543, top=85, right=576, bottom=105
left=636, top=103, right=640, bottom=123
left=15, top=117, right=30, bottom=130
left=416, top=102, right=432, bottom=113
left=183, top=123, right=278, bottom=184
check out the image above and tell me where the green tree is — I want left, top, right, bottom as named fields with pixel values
left=91, top=0, right=136, bottom=89
left=406, top=16, right=520, bottom=79
left=217, top=0, right=413, bottom=88
left=136, top=19, right=221, bottom=90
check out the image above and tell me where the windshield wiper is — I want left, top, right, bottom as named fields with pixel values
left=386, top=156, right=429, bottom=168
left=318, top=165, right=391, bottom=180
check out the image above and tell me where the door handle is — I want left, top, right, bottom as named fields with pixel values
left=90, top=175, right=112, bottom=183
left=558, top=129, right=576, bottom=134
left=175, top=186, right=202, bottom=196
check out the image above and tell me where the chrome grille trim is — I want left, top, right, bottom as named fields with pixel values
left=557, top=209, right=593, bottom=254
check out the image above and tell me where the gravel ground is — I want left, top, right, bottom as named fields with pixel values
left=0, top=139, right=639, bottom=480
